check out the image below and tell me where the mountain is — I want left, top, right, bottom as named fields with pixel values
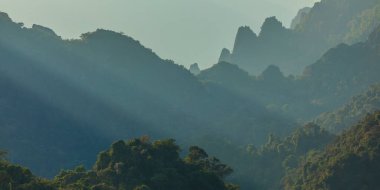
left=290, top=7, right=311, bottom=29
left=229, top=17, right=310, bottom=74
left=198, top=62, right=252, bottom=88
left=296, top=0, right=380, bottom=45
left=218, top=48, right=232, bottom=63
left=189, top=63, right=201, bottom=75
left=226, top=0, right=380, bottom=75
left=0, top=12, right=295, bottom=178
left=314, top=83, right=380, bottom=133
left=239, top=124, right=335, bottom=190
left=200, top=26, right=380, bottom=123
left=284, top=111, right=380, bottom=190
left=302, top=26, right=380, bottom=111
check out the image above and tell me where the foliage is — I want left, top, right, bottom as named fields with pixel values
left=242, top=124, right=335, bottom=190
left=284, top=111, right=380, bottom=190
left=53, top=138, right=237, bottom=190
left=0, top=138, right=237, bottom=190
left=0, top=159, right=54, bottom=190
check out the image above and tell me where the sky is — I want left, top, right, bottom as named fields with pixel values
left=0, top=0, right=319, bottom=69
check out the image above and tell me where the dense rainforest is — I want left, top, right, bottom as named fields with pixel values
left=0, top=139, right=238, bottom=190
left=2, top=0, right=380, bottom=189
left=284, top=111, right=380, bottom=190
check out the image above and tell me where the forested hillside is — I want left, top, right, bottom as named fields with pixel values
left=284, top=111, right=380, bottom=190
left=220, top=124, right=335, bottom=190
left=0, top=139, right=238, bottom=190
left=314, top=84, right=380, bottom=133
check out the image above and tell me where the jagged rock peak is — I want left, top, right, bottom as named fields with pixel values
left=259, top=16, right=286, bottom=37
left=189, top=63, right=201, bottom=75
left=237, top=26, right=257, bottom=37
left=235, top=26, right=258, bottom=42
left=232, top=26, right=258, bottom=54
left=290, top=7, right=311, bottom=29
left=218, top=48, right=232, bottom=63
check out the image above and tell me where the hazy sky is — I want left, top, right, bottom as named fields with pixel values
left=0, top=0, right=319, bottom=68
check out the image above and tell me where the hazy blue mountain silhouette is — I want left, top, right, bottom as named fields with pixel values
left=0, top=12, right=295, bottom=177
left=201, top=26, right=380, bottom=123
left=227, top=0, right=380, bottom=75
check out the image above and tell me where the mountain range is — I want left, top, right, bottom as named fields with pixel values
left=221, top=0, right=380, bottom=75
left=2, top=0, right=380, bottom=189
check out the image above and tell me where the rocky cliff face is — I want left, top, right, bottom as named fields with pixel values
left=290, top=7, right=311, bottom=29
left=222, top=0, right=380, bottom=75
left=218, top=48, right=232, bottom=63
left=228, top=17, right=310, bottom=75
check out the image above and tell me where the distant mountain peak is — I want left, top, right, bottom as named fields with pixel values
left=259, top=16, right=286, bottom=37
left=189, top=63, right=201, bottom=75
left=218, top=48, right=232, bottom=63
left=236, top=26, right=257, bottom=37
left=232, top=26, right=258, bottom=55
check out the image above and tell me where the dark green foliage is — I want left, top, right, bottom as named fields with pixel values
left=1, top=138, right=237, bottom=190
left=0, top=159, right=54, bottom=190
left=194, top=124, right=335, bottom=190
left=284, top=112, right=380, bottom=190
left=185, top=146, right=233, bottom=179
left=54, top=138, right=236, bottom=190
left=240, top=124, right=335, bottom=190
